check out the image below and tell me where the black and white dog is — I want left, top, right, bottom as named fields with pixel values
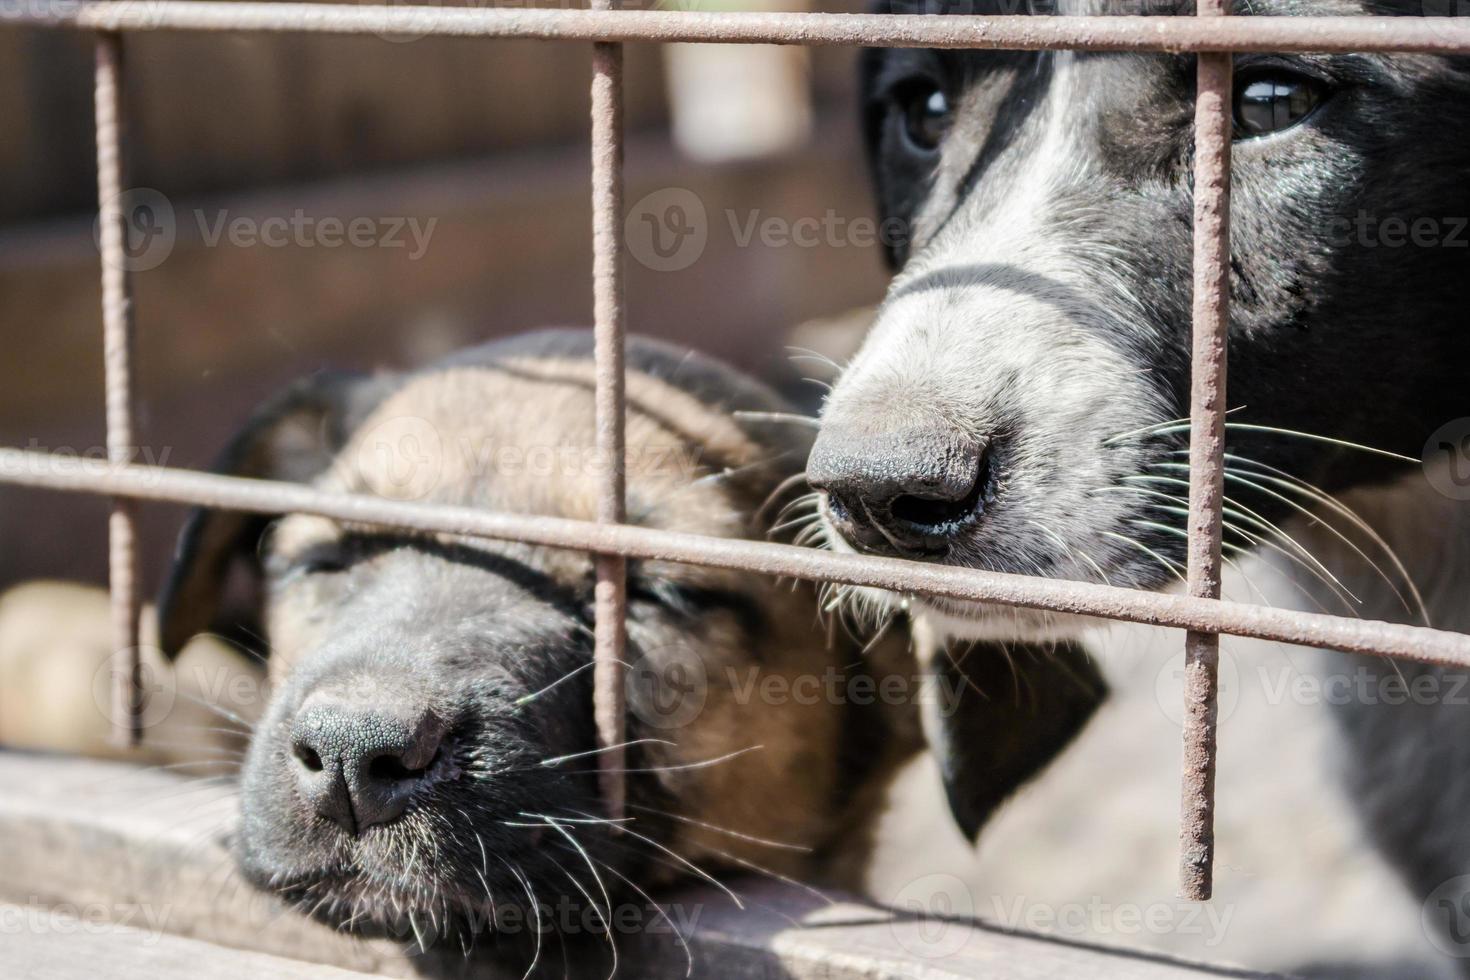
left=810, top=0, right=1470, bottom=971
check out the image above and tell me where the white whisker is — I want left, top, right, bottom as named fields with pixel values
left=539, top=738, right=676, bottom=768
left=571, top=810, right=744, bottom=910
left=626, top=804, right=811, bottom=853
left=1100, top=530, right=1187, bottom=585
left=733, top=410, right=821, bottom=429
left=564, top=744, right=763, bottom=776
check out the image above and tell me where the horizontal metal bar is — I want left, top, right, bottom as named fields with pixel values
left=3, top=447, right=1469, bottom=667
left=6, top=2, right=1470, bottom=53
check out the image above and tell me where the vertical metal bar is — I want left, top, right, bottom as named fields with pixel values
left=590, top=1, right=628, bottom=821
left=1179, top=1, right=1233, bottom=901
left=95, top=32, right=144, bottom=747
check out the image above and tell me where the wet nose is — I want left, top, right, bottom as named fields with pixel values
left=807, top=424, right=992, bottom=558
left=290, top=694, right=447, bottom=835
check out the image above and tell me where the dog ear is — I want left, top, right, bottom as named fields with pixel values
left=156, top=370, right=396, bottom=659
left=922, top=638, right=1107, bottom=841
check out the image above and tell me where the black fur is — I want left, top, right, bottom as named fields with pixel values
left=861, top=0, right=1470, bottom=498
left=925, top=639, right=1106, bottom=840
left=845, top=0, right=1470, bottom=966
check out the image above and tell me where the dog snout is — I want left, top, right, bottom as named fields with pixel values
left=808, top=424, right=992, bottom=557
left=290, top=693, right=449, bottom=836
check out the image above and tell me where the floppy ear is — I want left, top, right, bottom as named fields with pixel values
left=156, top=370, right=396, bottom=659
left=922, top=638, right=1107, bottom=841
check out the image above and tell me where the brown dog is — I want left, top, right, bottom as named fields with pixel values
left=148, top=329, right=1099, bottom=972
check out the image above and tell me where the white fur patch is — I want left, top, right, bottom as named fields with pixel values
left=864, top=470, right=1470, bottom=977
left=820, top=49, right=1175, bottom=630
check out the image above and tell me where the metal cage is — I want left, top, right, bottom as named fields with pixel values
left=4, top=0, right=1470, bottom=904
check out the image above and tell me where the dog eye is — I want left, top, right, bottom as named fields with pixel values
left=628, top=579, right=692, bottom=615
left=1232, top=71, right=1326, bottom=139
left=271, top=547, right=347, bottom=582
left=898, top=82, right=951, bottom=154
left=296, top=556, right=346, bottom=576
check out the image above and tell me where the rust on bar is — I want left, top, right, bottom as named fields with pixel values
left=3, top=0, right=1467, bottom=935
left=590, top=0, right=629, bottom=822
left=9, top=4, right=1470, bottom=55
left=94, top=31, right=144, bottom=748
left=1178, top=0, right=1233, bottom=900
left=7, top=448, right=1470, bottom=670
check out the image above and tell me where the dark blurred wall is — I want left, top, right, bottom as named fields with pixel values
left=0, top=7, right=885, bottom=591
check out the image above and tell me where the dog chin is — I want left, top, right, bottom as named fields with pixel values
left=818, top=522, right=1110, bottom=643
left=908, top=596, right=1106, bottom=644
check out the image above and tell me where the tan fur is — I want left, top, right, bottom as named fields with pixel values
left=255, top=353, right=921, bottom=884
left=0, top=581, right=262, bottom=765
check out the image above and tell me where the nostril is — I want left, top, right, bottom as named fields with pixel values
left=889, top=446, right=992, bottom=532
left=891, top=490, right=977, bottom=528
left=294, top=743, right=324, bottom=773
left=289, top=698, right=450, bottom=834
left=368, top=747, right=441, bottom=783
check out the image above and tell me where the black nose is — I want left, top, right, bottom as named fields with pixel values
left=807, top=424, right=993, bottom=557
left=290, top=694, right=447, bottom=835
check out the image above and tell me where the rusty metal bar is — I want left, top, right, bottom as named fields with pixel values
left=1177, top=0, right=1234, bottom=900
left=13, top=0, right=1470, bottom=908
left=8, top=3, right=1470, bottom=54
left=94, top=32, right=143, bottom=748
left=590, top=0, right=629, bottom=822
left=6, top=448, right=1470, bottom=669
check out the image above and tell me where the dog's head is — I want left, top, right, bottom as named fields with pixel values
left=812, top=0, right=1470, bottom=640
left=158, top=331, right=928, bottom=963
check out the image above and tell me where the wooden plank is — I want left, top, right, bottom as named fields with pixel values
left=0, top=903, right=383, bottom=980
left=0, top=752, right=1269, bottom=979
left=0, top=29, right=671, bottom=224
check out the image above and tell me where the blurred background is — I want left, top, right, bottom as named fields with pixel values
left=0, top=0, right=884, bottom=592
left=4, top=18, right=1459, bottom=975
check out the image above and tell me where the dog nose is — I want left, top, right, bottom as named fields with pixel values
left=290, top=694, right=447, bottom=835
left=808, top=424, right=992, bottom=557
